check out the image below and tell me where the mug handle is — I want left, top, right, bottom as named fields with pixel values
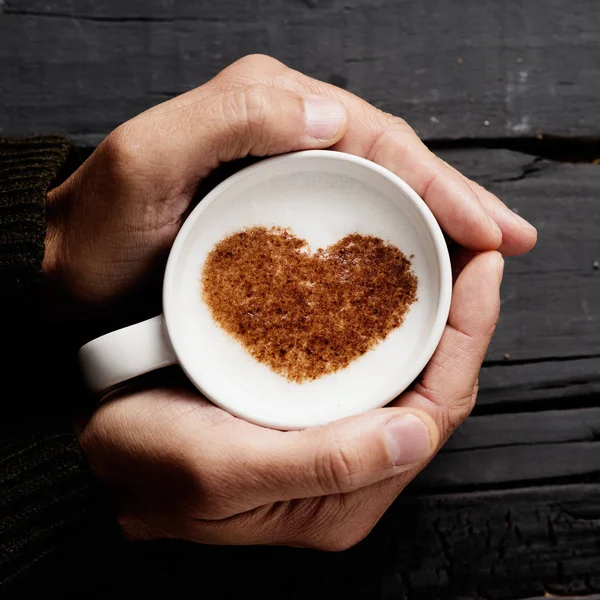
left=78, top=315, right=177, bottom=394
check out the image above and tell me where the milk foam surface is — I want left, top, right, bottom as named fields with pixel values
left=164, top=154, right=445, bottom=429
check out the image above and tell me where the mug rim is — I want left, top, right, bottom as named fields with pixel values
left=162, top=149, right=452, bottom=428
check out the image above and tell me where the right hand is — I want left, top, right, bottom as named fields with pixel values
left=46, top=54, right=535, bottom=313
left=79, top=251, right=502, bottom=549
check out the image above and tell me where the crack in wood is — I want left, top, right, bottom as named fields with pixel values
left=2, top=7, right=221, bottom=23
left=474, top=394, right=600, bottom=418
left=483, top=354, right=600, bottom=368
left=547, top=515, right=558, bottom=546
left=428, top=136, right=600, bottom=163
left=489, top=156, right=548, bottom=183
left=398, top=570, right=414, bottom=600
left=433, top=518, right=454, bottom=570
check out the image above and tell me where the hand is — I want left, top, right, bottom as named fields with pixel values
left=45, top=54, right=535, bottom=310
left=79, top=251, right=501, bottom=548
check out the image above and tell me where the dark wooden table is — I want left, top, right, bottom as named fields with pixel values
left=1, top=1, right=599, bottom=598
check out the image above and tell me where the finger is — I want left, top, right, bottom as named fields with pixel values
left=441, top=158, right=538, bottom=256
left=139, top=83, right=348, bottom=181
left=349, top=122, right=503, bottom=251
left=450, top=246, right=480, bottom=284
left=197, top=407, right=439, bottom=515
left=473, top=182, right=537, bottom=256
left=397, top=251, right=504, bottom=437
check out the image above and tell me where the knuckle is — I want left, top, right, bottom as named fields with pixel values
left=217, top=54, right=287, bottom=89
left=101, top=122, right=144, bottom=169
left=451, top=381, right=479, bottom=426
left=366, top=115, right=418, bottom=164
left=315, top=439, right=361, bottom=493
left=386, top=113, right=413, bottom=134
left=442, top=396, right=476, bottom=434
left=232, top=53, right=283, bottom=73
left=221, top=83, right=274, bottom=151
left=414, top=344, right=483, bottom=434
left=240, top=83, right=274, bottom=134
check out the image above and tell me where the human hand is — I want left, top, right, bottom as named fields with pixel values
left=78, top=250, right=501, bottom=548
left=45, top=54, right=535, bottom=311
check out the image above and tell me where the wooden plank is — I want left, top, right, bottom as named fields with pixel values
left=410, top=409, right=600, bottom=491
left=437, top=149, right=600, bottom=278
left=418, top=441, right=600, bottom=490
left=436, top=149, right=600, bottom=363
left=443, top=408, right=600, bottom=452
left=477, top=357, right=600, bottom=410
left=2, top=0, right=600, bottom=142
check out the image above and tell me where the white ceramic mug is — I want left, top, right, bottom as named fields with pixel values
left=79, top=150, right=452, bottom=430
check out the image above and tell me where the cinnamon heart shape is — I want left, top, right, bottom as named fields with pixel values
left=202, top=226, right=418, bottom=382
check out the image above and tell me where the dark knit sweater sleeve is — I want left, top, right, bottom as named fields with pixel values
left=0, top=138, right=123, bottom=595
left=0, top=136, right=69, bottom=300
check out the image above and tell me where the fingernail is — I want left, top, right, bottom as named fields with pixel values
left=303, top=96, right=346, bottom=141
left=385, top=414, right=433, bottom=466
left=488, top=215, right=503, bottom=239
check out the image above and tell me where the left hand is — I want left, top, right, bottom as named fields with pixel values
left=45, top=54, right=536, bottom=311
left=79, top=251, right=502, bottom=549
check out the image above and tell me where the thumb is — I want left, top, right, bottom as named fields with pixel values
left=168, top=84, right=348, bottom=173
left=234, top=408, right=439, bottom=504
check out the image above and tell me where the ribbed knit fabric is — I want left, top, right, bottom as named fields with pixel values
left=0, top=138, right=123, bottom=597
left=0, top=137, right=77, bottom=413
left=0, top=426, right=121, bottom=595
left=0, top=137, right=70, bottom=300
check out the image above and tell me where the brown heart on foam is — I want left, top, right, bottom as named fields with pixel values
left=202, top=226, right=418, bottom=382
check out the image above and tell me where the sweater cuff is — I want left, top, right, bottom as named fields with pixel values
left=0, top=136, right=71, bottom=300
left=0, top=424, right=123, bottom=589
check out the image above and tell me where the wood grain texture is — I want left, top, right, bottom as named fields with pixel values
left=413, top=409, right=600, bottom=490
left=2, top=0, right=600, bottom=142
left=444, top=408, right=600, bottom=452
left=381, top=484, right=600, bottom=600
left=437, top=148, right=600, bottom=363
left=478, top=357, right=600, bottom=411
